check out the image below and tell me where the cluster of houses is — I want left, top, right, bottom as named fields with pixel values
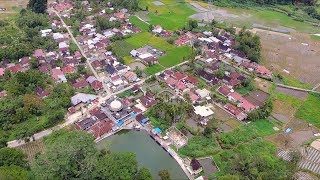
left=151, top=25, right=172, bottom=37
left=130, top=45, right=164, bottom=66
left=68, top=6, right=143, bottom=92
left=175, top=29, right=273, bottom=79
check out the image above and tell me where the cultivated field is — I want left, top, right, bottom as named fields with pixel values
left=0, top=0, right=28, bottom=18
left=258, top=30, right=320, bottom=87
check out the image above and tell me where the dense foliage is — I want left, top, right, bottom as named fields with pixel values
left=0, top=71, right=75, bottom=148
left=214, top=139, right=295, bottom=179
left=0, top=10, right=56, bottom=62
left=27, top=0, right=47, bottom=14
left=32, top=130, right=145, bottom=179
left=146, top=99, right=193, bottom=131
left=179, top=136, right=220, bottom=157
left=0, top=147, right=29, bottom=179
left=235, top=28, right=261, bottom=63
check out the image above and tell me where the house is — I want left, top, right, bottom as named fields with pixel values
left=136, top=114, right=149, bottom=124
left=139, top=92, right=157, bottom=109
left=256, top=65, right=272, bottom=79
left=224, top=103, right=247, bottom=121
left=175, top=35, right=190, bottom=46
left=0, top=68, right=4, bottom=76
left=195, top=89, right=211, bottom=100
left=62, top=65, right=76, bottom=74
left=91, top=60, right=102, bottom=70
left=105, top=64, right=117, bottom=75
left=0, top=90, right=7, bottom=98
left=172, top=72, right=187, bottom=81
left=51, top=68, right=67, bottom=83
left=239, top=99, right=256, bottom=112
left=142, top=56, right=158, bottom=65
left=124, top=71, right=137, bottom=82
left=8, top=64, right=22, bottom=74
left=53, top=32, right=66, bottom=42
left=38, top=63, right=50, bottom=74
left=33, top=49, right=45, bottom=60
left=75, top=117, right=96, bottom=130
left=193, top=105, right=214, bottom=117
left=71, top=93, right=97, bottom=107
left=176, top=81, right=187, bottom=92
left=35, top=87, right=50, bottom=99
left=90, top=80, right=103, bottom=91
left=72, top=78, right=89, bottom=89
left=152, top=25, right=163, bottom=34
left=165, top=77, right=177, bottom=89
left=131, top=84, right=140, bottom=93
left=89, top=120, right=114, bottom=139
left=59, top=42, right=69, bottom=52
left=228, top=91, right=243, bottom=102
left=19, top=57, right=30, bottom=69
left=188, top=91, right=200, bottom=103
left=189, top=158, right=203, bottom=175
left=217, top=85, right=233, bottom=97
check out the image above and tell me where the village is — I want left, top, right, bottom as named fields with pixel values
left=2, top=0, right=275, bottom=178
left=1, top=0, right=320, bottom=179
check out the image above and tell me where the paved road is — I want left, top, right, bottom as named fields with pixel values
left=52, top=9, right=111, bottom=95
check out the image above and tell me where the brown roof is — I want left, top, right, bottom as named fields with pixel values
left=72, top=79, right=89, bottom=89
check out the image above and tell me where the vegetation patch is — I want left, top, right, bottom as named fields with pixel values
left=179, top=136, right=220, bottom=158
left=144, top=64, right=164, bottom=75
left=295, top=93, right=320, bottom=127
left=129, top=16, right=150, bottom=32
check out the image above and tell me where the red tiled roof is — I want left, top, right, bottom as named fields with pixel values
left=225, top=103, right=243, bottom=116
left=9, top=64, right=22, bottom=74
left=0, top=68, right=5, bottom=76
left=62, top=65, right=75, bottom=74
left=240, top=99, right=256, bottom=112
left=72, top=79, right=89, bottom=89
left=90, top=80, right=103, bottom=91
left=176, top=81, right=186, bottom=91
left=228, top=92, right=243, bottom=102
left=90, top=120, right=114, bottom=139
left=186, top=76, right=198, bottom=84
left=51, top=68, right=64, bottom=80
left=172, top=72, right=187, bottom=81
left=165, top=77, right=177, bottom=87
left=256, top=65, right=272, bottom=76
left=188, top=91, right=200, bottom=102
left=217, top=85, right=232, bottom=97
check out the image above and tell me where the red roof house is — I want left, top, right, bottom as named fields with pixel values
left=224, top=103, right=247, bottom=121
left=89, top=120, right=114, bottom=139
left=90, top=80, right=103, bottom=91
left=172, top=72, right=187, bottom=81
left=9, top=64, right=22, bottom=74
left=62, top=65, right=76, bottom=74
left=217, top=85, right=232, bottom=97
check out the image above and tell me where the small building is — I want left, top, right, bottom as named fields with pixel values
left=189, top=158, right=203, bottom=175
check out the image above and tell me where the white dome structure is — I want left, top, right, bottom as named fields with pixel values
left=110, top=100, right=123, bottom=112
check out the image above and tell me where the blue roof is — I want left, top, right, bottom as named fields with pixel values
left=117, top=119, right=124, bottom=126
left=130, top=112, right=136, bottom=118
left=142, top=118, right=149, bottom=124
left=153, top=127, right=162, bottom=134
left=285, top=128, right=292, bottom=133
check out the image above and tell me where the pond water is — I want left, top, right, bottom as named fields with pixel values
left=96, top=130, right=188, bottom=180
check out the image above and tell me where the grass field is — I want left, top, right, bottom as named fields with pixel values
left=139, top=0, right=196, bottom=30
left=129, top=16, right=150, bottom=32
left=144, top=64, right=164, bottom=75
left=281, top=75, right=312, bottom=89
left=295, top=93, right=320, bottom=127
left=250, top=119, right=276, bottom=137
left=123, top=56, right=135, bottom=65
left=113, top=32, right=192, bottom=70
left=274, top=92, right=303, bottom=109
left=311, top=35, right=320, bottom=41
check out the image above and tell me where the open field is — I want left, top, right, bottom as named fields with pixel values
left=0, top=0, right=28, bottom=18
left=129, top=16, right=149, bottom=32
left=144, top=64, right=164, bottom=75
left=295, top=93, right=320, bottom=128
left=189, top=1, right=319, bottom=33
left=258, top=31, right=320, bottom=87
left=113, top=32, right=192, bottom=70
left=139, top=0, right=196, bottom=30
left=16, top=140, right=45, bottom=162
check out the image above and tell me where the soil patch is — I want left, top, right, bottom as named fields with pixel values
left=244, top=90, right=270, bottom=107
left=198, top=157, right=219, bottom=176
left=289, top=130, right=314, bottom=147
left=259, top=31, right=320, bottom=86
left=275, top=87, right=308, bottom=100
left=128, top=61, right=146, bottom=70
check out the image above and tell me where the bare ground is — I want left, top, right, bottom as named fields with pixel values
left=276, top=87, right=308, bottom=100
left=257, top=30, right=320, bottom=86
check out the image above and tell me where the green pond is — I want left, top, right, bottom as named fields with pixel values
left=97, top=130, right=188, bottom=180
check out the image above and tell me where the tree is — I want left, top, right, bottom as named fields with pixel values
left=23, top=94, right=43, bottom=116
left=0, top=165, right=30, bottom=180
left=28, top=0, right=47, bottom=14
left=158, top=169, right=171, bottom=180
left=32, top=130, right=98, bottom=179
left=136, top=167, right=153, bottom=180
left=203, top=127, right=213, bottom=138
left=0, top=148, right=27, bottom=168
